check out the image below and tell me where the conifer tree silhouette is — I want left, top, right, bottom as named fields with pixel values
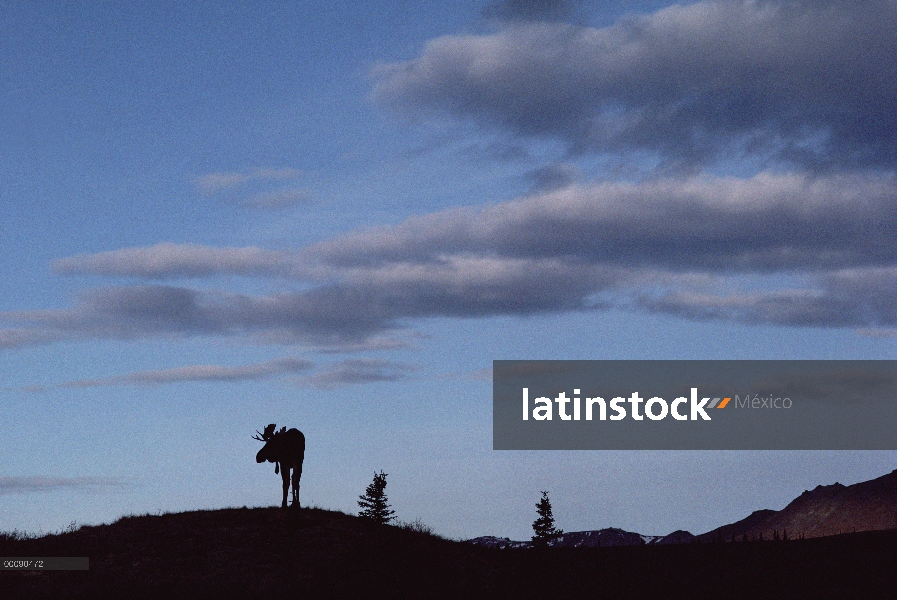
left=357, top=471, right=395, bottom=525
left=531, top=491, right=563, bottom=548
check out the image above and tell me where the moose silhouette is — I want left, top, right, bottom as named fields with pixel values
left=253, top=424, right=305, bottom=508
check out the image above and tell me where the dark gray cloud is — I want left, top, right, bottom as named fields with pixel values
left=0, top=476, right=126, bottom=495
left=298, top=358, right=416, bottom=389
left=375, top=1, right=897, bottom=170
left=52, top=243, right=302, bottom=279
left=4, top=285, right=380, bottom=347
left=309, top=172, right=897, bottom=274
left=14, top=285, right=230, bottom=339
left=60, top=358, right=313, bottom=389
left=443, top=367, right=494, bottom=381
left=638, top=267, right=897, bottom=328
left=527, top=162, right=579, bottom=192
left=9, top=357, right=423, bottom=392
left=0, top=328, right=56, bottom=349
left=2, top=255, right=616, bottom=349
left=480, top=141, right=531, bottom=161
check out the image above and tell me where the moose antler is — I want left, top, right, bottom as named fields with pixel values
left=252, top=423, right=278, bottom=441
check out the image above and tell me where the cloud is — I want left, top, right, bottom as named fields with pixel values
left=0, top=268, right=884, bottom=351
left=52, top=243, right=304, bottom=279
left=637, top=266, right=897, bottom=328
left=313, top=335, right=420, bottom=353
left=527, top=162, right=580, bottom=192
left=193, top=172, right=253, bottom=195
left=477, top=141, right=531, bottom=161
left=6, top=253, right=617, bottom=349
left=443, top=367, right=494, bottom=381
left=60, top=357, right=314, bottom=389
left=10, top=357, right=433, bottom=392
left=193, top=167, right=302, bottom=195
left=0, top=328, right=56, bottom=349
left=57, top=171, right=897, bottom=280
left=308, top=171, right=897, bottom=274
left=9, top=170, right=897, bottom=349
left=857, top=328, right=897, bottom=338
left=2, top=285, right=333, bottom=345
left=374, top=1, right=897, bottom=169
left=298, top=358, right=416, bottom=389
left=0, top=476, right=126, bottom=495
left=11, top=357, right=434, bottom=394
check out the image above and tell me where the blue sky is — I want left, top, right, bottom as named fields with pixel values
left=2, top=0, right=897, bottom=540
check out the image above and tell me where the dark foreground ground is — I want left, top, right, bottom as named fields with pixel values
left=2, top=507, right=896, bottom=599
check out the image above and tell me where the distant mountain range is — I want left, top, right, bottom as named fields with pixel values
left=468, top=528, right=688, bottom=549
left=700, top=467, right=897, bottom=541
left=469, top=467, right=897, bottom=548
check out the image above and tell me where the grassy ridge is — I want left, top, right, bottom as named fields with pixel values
left=2, top=507, right=896, bottom=599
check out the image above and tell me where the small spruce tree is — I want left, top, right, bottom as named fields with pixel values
left=531, top=491, right=563, bottom=548
left=357, top=471, right=395, bottom=525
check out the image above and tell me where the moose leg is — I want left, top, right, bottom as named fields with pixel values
left=281, top=467, right=290, bottom=509
left=292, top=459, right=303, bottom=508
left=291, top=470, right=300, bottom=508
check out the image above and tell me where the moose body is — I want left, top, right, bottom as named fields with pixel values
left=254, top=424, right=305, bottom=508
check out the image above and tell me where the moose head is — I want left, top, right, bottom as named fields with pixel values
left=253, top=423, right=285, bottom=468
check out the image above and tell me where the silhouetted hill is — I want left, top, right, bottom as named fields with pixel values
left=653, top=529, right=696, bottom=545
left=3, top=506, right=897, bottom=598
left=700, top=468, right=897, bottom=541
left=0, top=507, right=481, bottom=599
left=696, top=509, right=777, bottom=542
